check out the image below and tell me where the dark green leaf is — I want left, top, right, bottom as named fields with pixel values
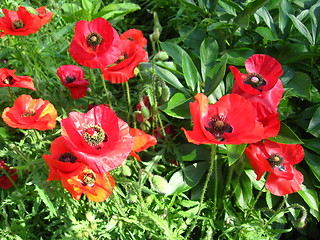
left=288, top=13, right=313, bottom=44
left=298, top=185, right=319, bottom=211
left=310, top=2, right=320, bottom=45
left=255, top=26, right=278, bottom=41
left=204, top=59, right=227, bottom=96
left=160, top=42, right=184, bottom=66
left=155, top=66, right=190, bottom=96
left=221, top=48, right=255, bottom=66
left=232, top=173, right=252, bottom=209
left=226, top=144, right=247, bottom=166
left=279, top=0, right=294, bottom=35
left=179, top=144, right=211, bottom=161
left=307, top=105, right=320, bottom=137
left=234, top=0, right=270, bottom=27
left=304, top=150, right=320, bottom=182
left=268, top=122, right=303, bottom=144
left=285, top=72, right=311, bottom=99
left=159, top=92, right=192, bottom=119
left=200, top=39, right=219, bottom=83
left=182, top=51, right=200, bottom=92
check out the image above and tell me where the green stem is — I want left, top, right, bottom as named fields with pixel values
left=185, top=144, right=216, bottom=238
left=124, top=81, right=132, bottom=124
left=245, top=178, right=267, bottom=219
left=100, top=71, right=113, bottom=108
left=7, top=87, right=13, bottom=99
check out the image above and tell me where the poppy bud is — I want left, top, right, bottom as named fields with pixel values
left=156, top=51, right=169, bottom=61
left=85, top=211, right=95, bottom=222
left=121, top=164, right=132, bottom=177
left=141, top=102, right=151, bottom=120
left=25, top=6, right=38, bottom=15
left=140, top=121, right=151, bottom=132
left=150, top=28, right=160, bottom=43
left=160, top=82, right=170, bottom=103
left=150, top=175, right=169, bottom=194
left=128, top=190, right=138, bottom=203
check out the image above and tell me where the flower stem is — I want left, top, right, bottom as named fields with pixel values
left=100, top=71, right=113, bottom=108
left=124, top=81, right=132, bottom=124
left=185, top=144, right=216, bottom=238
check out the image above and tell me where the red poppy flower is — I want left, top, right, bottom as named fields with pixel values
left=2, top=94, right=57, bottom=130
left=181, top=93, right=264, bottom=145
left=61, top=166, right=115, bottom=202
left=245, top=140, right=304, bottom=196
left=69, top=18, right=121, bottom=69
left=101, top=39, right=148, bottom=83
left=120, top=29, right=147, bottom=48
left=61, top=105, right=134, bottom=173
left=35, top=6, right=53, bottom=26
left=0, top=6, right=42, bottom=36
left=129, top=128, right=157, bottom=161
left=136, top=96, right=151, bottom=122
left=0, top=68, right=35, bottom=91
left=43, top=136, right=86, bottom=181
left=229, top=54, right=283, bottom=96
left=57, top=65, right=89, bottom=99
left=0, top=161, right=18, bottom=189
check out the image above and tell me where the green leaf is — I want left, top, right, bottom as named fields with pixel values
left=34, top=184, right=57, bottom=217
left=160, top=42, right=184, bottom=66
left=310, top=2, right=320, bottom=45
left=234, top=0, right=270, bottom=27
left=288, top=13, right=313, bottom=44
left=278, top=0, right=294, bottom=35
left=285, top=72, right=311, bottom=99
left=200, top=39, right=219, bottom=83
left=179, top=144, right=211, bottom=161
left=181, top=51, right=200, bottom=92
left=304, top=150, right=320, bottom=182
left=81, top=0, right=93, bottom=11
left=221, top=48, right=255, bottom=66
left=232, top=173, right=252, bottom=209
left=268, top=122, right=303, bottom=144
left=226, top=144, right=247, bottom=166
left=204, top=58, right=227, bottom=96
left=307, top=105, right=320, bottom=137
left=298, top=184, right=319, bottom=211
left=167, top=162, right=208, bottom=195
left=159, top=92, right=192, bottom=119
left=155, top=66, right=190, bottom=96
left=255, top=26, right=278, bottom=41
left=94, top=3, right=140, bottom=22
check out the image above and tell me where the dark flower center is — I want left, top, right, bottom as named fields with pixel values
left=12, top=20, right=24, bottom=29
left=83, top=125, right=108, bottom=147
left=86, top=32, right=103, bottom=50
left=22, top=110, right=36, bottom=117
left=267, top=153, right=286, bottom=171
left=65, top=75, right=76, bottom=84
left=205, top=115, right=233, bottom=141
left=59, top=152, right=77, bottom=163
left=3, top=76, right=15, bottom=85
left=81, top=170, right=96, bottom=186
left=115, top=52, right=129, bottom=64
left=244, top=72, right=266, bottom=92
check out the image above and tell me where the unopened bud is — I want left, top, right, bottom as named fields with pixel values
left=121, top=164, right=132, bottom=177
left=156, top=51, right=169, bottom=61
left=141, top=103, right=150, bottom=120
left=85, top=211, right=95, bottom=222
left=160, top=82, right=170, bottom=103
left=150, top=28, right=160, bottom=43
left=128, top=190, right=138, bottom=203
left=150, top=175, right=169, bottom=194
left=140, top=121, right=151, bottom=132
left=26, top=7, right=38, bottom=15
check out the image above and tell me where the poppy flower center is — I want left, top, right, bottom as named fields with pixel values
left=86, top=32, right=103, bottom=50
left=83, top=125, right=108, bottom=146
left=115, top=52, right=129, bottom=64
left=22, top=110, right=36, bottom=117
left=3, top=76, right=15, bottom=85
left=244, top=73, right=266, bottom=91
left=267, top=153, right=286, bottom=171
left=205, top=115, right=233, bottom=141
left=81, top=170, right=96, bottom=187
left=12, top=20, right=24, bottom=29
left=65, top=75, right=76, bottom=84
left=59, top=152, right=77, bottom=163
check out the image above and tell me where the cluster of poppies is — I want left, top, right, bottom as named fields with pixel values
left=0, top=6, right=156, bottom=201
left=57, top=18, right=148, bottom=99
left=183, top=54, right=304, bottom=196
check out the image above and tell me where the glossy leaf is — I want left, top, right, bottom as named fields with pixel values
left=304, top=150, right=320, bottom=182
left=200, top=39, right=219, bottom=83
left=155, top=66, right=190, bottom=96
left=268, top=122, right=303, bottom=144
left=226, top=144, right=247, bottom=166
left=310, top=2, right=320, bottom=45
left=307, top=105, right=320, bottom=137
left=285, top=72, right=311, bottom=99
left=161, top=42, right=184, bottom=66
left=298, top=184, right=319, bottom=211
left=182, top=51, right=200, bottom=92
left=204, top=59, right=227, bottom=96
left=232, top=173, right=252, bottom=209
left=159, top=92, right=192, bottom=119
left=234, top=0, right=270, bottom=27
left=255, top=26, right=278, bottom=41
left=288, top=13, right=313, bottom=44
left=279, top=0, right=293, bottom=35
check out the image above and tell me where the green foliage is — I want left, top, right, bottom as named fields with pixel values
left=0, top=0, right=319, bottom=239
